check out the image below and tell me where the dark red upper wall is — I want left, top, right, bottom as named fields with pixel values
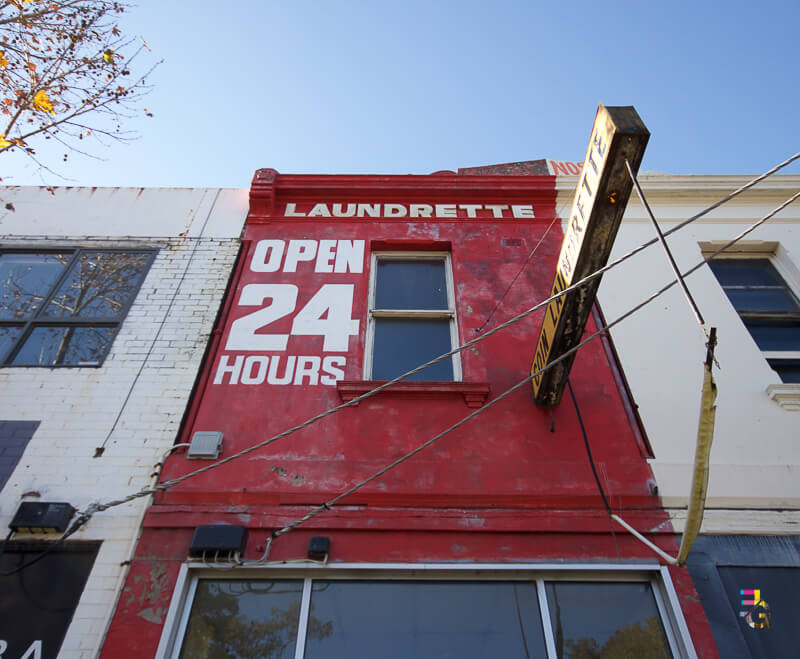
left=158, top=170, right=656, bottom=511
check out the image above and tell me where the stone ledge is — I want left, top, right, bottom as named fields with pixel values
left=766, top=384, right=800, bottom=411
left=337, top=380, right=490, bottom=408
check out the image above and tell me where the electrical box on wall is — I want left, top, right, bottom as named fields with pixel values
left=189, top=525, right=248, bottom=558
left=9, top=502, right=76, bottom=533
left=188, top=431, right=223, bottom=459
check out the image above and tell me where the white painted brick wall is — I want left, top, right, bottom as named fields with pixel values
left=0, top=187, right=246, bottom=658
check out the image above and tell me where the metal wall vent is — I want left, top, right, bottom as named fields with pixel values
left=188, top=431, right=223, bottom=460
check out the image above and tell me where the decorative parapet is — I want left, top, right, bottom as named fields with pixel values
left=249, top=168, right=278, bottom=221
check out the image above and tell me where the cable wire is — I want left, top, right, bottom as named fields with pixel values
left=474, top=212, right=561, bottom=333
left=97, top=189, right=222, bottom=454
left=567, top=379, right=611, bottom=515
left=246, top=189, right=800, bottom=552
left=79, top=173, right=800, bottom=522
left=0, top=512, right=91, bottom=577
left=626, top=160, right=707, bottom=333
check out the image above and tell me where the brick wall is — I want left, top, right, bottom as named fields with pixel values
left=0, top=421, right=39, bottom=491
left=0, top=233, right=240, bottom=658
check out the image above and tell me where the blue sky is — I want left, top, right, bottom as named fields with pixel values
left=5, top=0, right=800, bottom=187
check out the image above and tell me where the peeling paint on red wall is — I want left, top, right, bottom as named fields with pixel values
left=101, top=170, right=717, bottom=658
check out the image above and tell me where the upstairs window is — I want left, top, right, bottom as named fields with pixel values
left=0, top=249, right=155, bottom=366
left=365, top=252, right=460, bottom=381
left=708, top=258, right=800, bottom=383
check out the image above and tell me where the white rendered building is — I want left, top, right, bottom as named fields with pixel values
left=590, top=172, right=800, bottom=657
left=0, top=187, right=246, bottom=658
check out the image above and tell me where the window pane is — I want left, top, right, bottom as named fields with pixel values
left=0, top=544, right=98, bottom=659
left=709, top=259, right=787, bottom=287
left=768, top=360, right=800, bottom=383
left=372, top=318, right=453, bottom=380
left=545, top=582, right=672, bottom=659
left=0, top=326, right=23, bottom=361
left=724, top=289, right=800, bottom=312
left=745, top=322, right=800, bottom=351
left=42, top=251, right=151, bottom=319
left=179, top=580, right=304, bottom=659
left=718, top=566, right=800, bottom=659
left=375, top=260, right=448, bottom=310
left=11, top=326, right=116, bottom=366
left=304, top=581, right=546, bottom=659
left=0, top=252, right=70, bottom=320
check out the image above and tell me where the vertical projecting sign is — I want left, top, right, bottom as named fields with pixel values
left=531, top=105, right=649, bottom=405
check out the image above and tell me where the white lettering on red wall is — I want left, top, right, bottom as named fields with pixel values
left=283, top=203, right=535, bottom=219
left=213, top=239, right=364, bottom=387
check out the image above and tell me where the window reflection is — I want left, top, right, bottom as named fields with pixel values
left=42, top=251, right=151, bottom=319
left=179, top=580, right=331, bottom=659
left=304, top=580, right=546, bottom=658
left=545, top=582, right=671, bottom=658
left=0, top=252, right=69, bottom=320
left=0, top=249, right=153, bottom=366
left=11, top=326, right=116, bottom=366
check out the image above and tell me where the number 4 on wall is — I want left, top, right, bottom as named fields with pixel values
left=226, top=284, right=359, bottom=352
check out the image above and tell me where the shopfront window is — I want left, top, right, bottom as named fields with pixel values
left=165, top=567, right=691, bottom=659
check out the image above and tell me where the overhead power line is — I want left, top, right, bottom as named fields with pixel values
left=79, top=157, right=800, bottom=527
left=253, top=188, right=800, bottom=560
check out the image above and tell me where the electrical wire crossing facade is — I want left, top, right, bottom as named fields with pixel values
left=0, top=186, right=248, bottom=658
left=6, top=160, right=797, bottom=657
left=98, top=167, right=716, bottom=658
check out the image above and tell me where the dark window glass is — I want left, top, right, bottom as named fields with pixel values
left=0, top=542, right=98, bottom=659
left=372, top=318, right=453, bottom=381
left=710, top=260, right=800, bottom=313
left=179, top=580, right=305, bottom=659
left=717, top=566, right=800, bottom=659
left=709, top=259, right=783, bottom=286
left=768, top=360, right=800, bottom=383
left=11, top=326, right=117, bottom=366
left=304, top=580, right=546, bottom=659
left=725, top=289, right=799, bottom=312
left=0, top=252, right=69, bottom=320
left=745, top=322, right=800, bottom=351
left=545, top=581, right=672, bottom=659
left=0, top=249, right=153, bottom=366
left=375, top=260, right=448, bottom=310
left=710, top=259, right=788, bottom=288
left=41, top=251, right=151, bottom=319
left=0, top=326, right=23, bottom=360
left=708, top=259, right=800, bottom=383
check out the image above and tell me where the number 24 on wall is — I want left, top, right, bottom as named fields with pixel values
left=226, top=284, right=359, bottom=352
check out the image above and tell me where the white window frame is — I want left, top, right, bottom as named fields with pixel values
left=364, top=251, right=461, bottom=381
left=156, top=561, right=697, bottom=659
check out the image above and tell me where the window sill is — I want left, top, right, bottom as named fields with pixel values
left=337, top=380, right=490, bottom=408
left=766, top=384, right=800, bottom=411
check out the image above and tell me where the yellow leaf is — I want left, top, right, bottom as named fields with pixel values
left=0, top=52, right=8, bottom=67
left=33, top=89, right=54, bottom=114
left=0, top=134, right=13, bottom=150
